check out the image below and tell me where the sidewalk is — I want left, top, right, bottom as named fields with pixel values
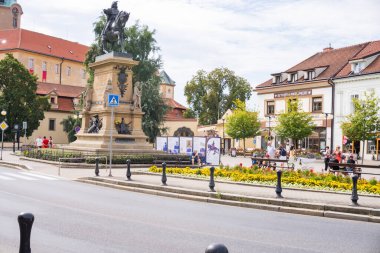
left=1, top=151, right=379, bottom=222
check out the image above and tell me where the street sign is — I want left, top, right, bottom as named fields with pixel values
left=108, top=94, right=119, bottom=107
left=23, top=121, right=27, bottom=129
left=0, top=121, right=8, bottom=131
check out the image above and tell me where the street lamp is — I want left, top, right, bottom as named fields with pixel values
left=322, top=112, right=332, bottom=150
left=222, top=118, right=225, bottom=155
left=268, top=116, right=272, bottom=140
left=1, top=110, right=6, bottom=160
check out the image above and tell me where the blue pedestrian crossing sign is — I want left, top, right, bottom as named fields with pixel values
left=108, top=94, right=119, bottom=107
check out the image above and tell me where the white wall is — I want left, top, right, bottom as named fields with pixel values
left=333, top=73, right=380, bottom=159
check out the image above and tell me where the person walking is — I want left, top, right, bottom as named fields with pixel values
left=35, top=136, right=42, bottom=149
left=42, top=136, right=49, bottom=148
left=288, top=145, right=295, bottom=170
left=334, top=146, right=342, bottom=163
left=324, top=146, right=331, bottom=171
left=48, top=136, right=53, bottom=148
left=266, top=142, right=276, bottom=159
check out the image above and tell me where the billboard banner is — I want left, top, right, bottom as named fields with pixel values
left=179, top=137, right=193, bottom=155
left=156, top=137, right=168, bottom=152
left=193, top=137, right=206, bottom=157
left=206, top=137, right=221, bottom=165
left=168, top=137, right=180, bottom=154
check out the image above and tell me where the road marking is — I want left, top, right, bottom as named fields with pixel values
left=2, top=172, right=37, bottom=180
left=19, top=172, right=59, bottom=180
left=0, top=174, right=13, bottom=180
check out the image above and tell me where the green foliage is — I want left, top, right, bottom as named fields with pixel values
left=85, top=17, right=167, bottom=142
left=274, top=99, right=315, bottom=146
left=184, top=68, right=252, bottom=125
left=225, top=100, right=260, bottom=153
left=60, top=116, right=81, bottom=143
left=341, top=91, right=380, bottom=163
left=183, top=108, right=196, bottom=119
left=0, top=54, right=50, bottom=139
left=341, top=91, right=380, bottom=141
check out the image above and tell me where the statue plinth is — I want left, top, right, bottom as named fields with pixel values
left=65, top=52, right=154, bottom=153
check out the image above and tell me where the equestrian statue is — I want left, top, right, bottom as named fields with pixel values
left=101, top=1, right=130, bottom=53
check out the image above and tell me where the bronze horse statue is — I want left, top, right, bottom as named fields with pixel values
left=101, top=11, right=130, bottom=53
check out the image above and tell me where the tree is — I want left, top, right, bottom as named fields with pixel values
left=0, top=54, right=50, bottom=140
left=184, top=68, right=252, bottom=125
left=274, top=99, right=315, bottom=148
left=225, top=100, right=260, bottom=156
left=60, top=116, right=80, bottom=143
left=341, top=91, right=380, bottom=164
left=85, top=18, right=167, bottom=142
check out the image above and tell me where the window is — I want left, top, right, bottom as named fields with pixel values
left=351, top=94, right=359, bottom=112
left=42, top=61, right=47, bottom=71
left=55, top=64, right=60, bottom=74
left=50, top=97, right=56, bottom=104
left=353, top=62, right=364, bottom=74
left=272, top=75, right=281, bottom=84
left=167, top=88, right=171, bottom=94
left=306, top=71, right=315, bottom=80
left=28, top=58, right=34, bottom=70
left=48, top=119, right=56, bottom=131
left=312, top=97, right=323, bottom=112
left=290, top=73, right=298, bottom=82
left=13, top=18, right=17, bottom=28
left=66, top=66, right=71, bottom=76
left=266, top=101, right=275, bottom=115
left=81, top=69, right=86, bottom=79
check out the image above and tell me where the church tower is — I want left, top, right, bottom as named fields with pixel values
left=0, top=0, right=23, bottom=30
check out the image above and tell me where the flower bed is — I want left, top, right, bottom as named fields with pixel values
left=148, top=165, right=380, bottom=195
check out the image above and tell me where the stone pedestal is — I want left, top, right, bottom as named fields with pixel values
left=66, top=52, right=153, bottom=153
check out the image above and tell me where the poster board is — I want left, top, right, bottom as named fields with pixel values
left=156, top=137, right=168, bottom=152
left=206, top=137, right=221, bottom=165
left=193, top=137, right=206, bottom=157
left=180, top=137, right=193, bottom=155
left=167, top=137, right=180, bottom=154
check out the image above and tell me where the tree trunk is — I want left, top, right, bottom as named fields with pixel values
left=361, top=139, right=365, bottom=165
left=243, top=138, right=246, bottom=158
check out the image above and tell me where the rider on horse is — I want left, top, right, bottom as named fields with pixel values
left=103, top=1, right=119, bottom=34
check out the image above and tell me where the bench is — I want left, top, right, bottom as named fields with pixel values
left=252, top=157, right=294, bottom=170
left=153, top=158, right=192, bottom=167
left=328, top=162, right=380, bottom=177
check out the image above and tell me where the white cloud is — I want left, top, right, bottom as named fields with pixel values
left=18, top=0, right=380, bottom=107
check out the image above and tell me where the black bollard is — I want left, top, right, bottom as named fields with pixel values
left=205, top=243, right=229, bottom=253
left=126, top=159, right=131, bottom=180
left=95, top=157, right=99, bottom=176
left=209, top=166, right=215, bottom=192
left=161, top=162, right=167, bottom=186
left=18, top=212, right=34, bottom=253
left=351, top=174, right=359, bottom=205
left=275, top=170, right=283, bottom=198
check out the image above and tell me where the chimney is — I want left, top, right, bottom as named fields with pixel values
left=323, top=43, right=333, bottom=52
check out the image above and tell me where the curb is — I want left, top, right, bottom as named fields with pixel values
left=0, top=161, right=31, bottom=171
left=76, top=177, right=380, bottom=223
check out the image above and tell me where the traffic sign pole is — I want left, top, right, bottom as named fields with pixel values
left=109, top=106, right=114, bottom=177
left=107, top=94, right=119, bottom=177
left=1, top=130, right=4, bottom=160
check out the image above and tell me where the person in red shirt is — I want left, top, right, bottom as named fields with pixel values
left=334, top=146, right=342, bottom=163
left=42, top=136, right=49, bottom=148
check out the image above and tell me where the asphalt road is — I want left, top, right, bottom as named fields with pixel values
left=0, top=166, right=379, bottom=253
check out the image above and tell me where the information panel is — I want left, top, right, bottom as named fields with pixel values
left=179, top=137, right=193, bottom=155
left=206, top=137, right=221, bottom=165
left=156, top=137, right=168, bottom=152
left=167, top=137, right=180, bottom=154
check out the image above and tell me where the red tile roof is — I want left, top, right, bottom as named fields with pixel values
left=256, top=42, right=370, bottom=89
left=351, top=40, right=380, bottom=60
left=0, top=29, right=88, bottom=62
left=36, top=82, right=85, bottom=98
left=164, top=98, right=187, bottom=110
left=57, top=97, right=75, bottom=112
left=362, top=55, right=380, bottom=74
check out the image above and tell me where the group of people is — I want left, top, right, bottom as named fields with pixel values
left=35, top=136, right=53, bottom=149
left=324, top=145, right=356, bottom=172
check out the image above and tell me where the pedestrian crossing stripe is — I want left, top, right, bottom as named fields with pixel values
left=108, top=94, right=119, bottom=107
left=0, top=172, right=60, bottom=181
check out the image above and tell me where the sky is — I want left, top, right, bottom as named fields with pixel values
left=18, top=0, right=380, bottom=109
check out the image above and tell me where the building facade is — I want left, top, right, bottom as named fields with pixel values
left=0, top=0, right=22, bottom=30
left=254, top=42, right=374, bottom=154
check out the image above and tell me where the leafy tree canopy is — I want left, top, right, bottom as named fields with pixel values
left=0, top=54, right=50, bottom=139
left=85, top=17, right=167, bottom=142
left=184, top=68, right=252, bottom=125
left=61, top=116, right=81, bottom=143
left=274, top=99, right=315, bottom=147
left=226, top=100, right=260, bottom=154
left=341, top=91, right=380, bottom=163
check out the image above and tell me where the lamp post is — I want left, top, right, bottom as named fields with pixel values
left=1, top=110, right=6, bottom=160
left=268, top=116, right=272, bottom=140
left=323, top=113, right=332, bottom=150
left=222, top=118, right=225, bottom=155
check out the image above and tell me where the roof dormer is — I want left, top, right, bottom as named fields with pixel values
left=349, top=53, right=380, bottom=75
left=271, top=73, right=281, bottom=84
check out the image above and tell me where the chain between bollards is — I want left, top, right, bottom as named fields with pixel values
left=351, top=174, right=359, bottom=205
left=126, top=159, right=131, bottom=180
left=18, top=212, right=34, bottom=253
left=275, top=169, right=283, bottom=198
left=161, top=162, right=167, bottom=186
left=205, top=243, right=229, bottom=253
left=95, top=157, right=99, bottom=176
left=209, top=166, right=215, bottom=192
